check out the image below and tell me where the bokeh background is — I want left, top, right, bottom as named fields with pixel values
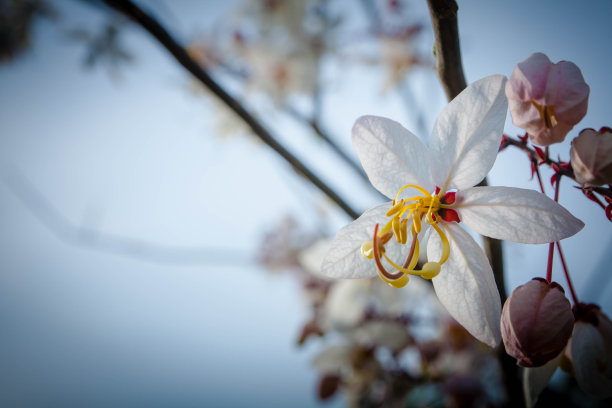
left=1, top=0, right=611, bottom=406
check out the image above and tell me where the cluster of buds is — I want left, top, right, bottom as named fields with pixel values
left=501, top=280, right=612, bottom=399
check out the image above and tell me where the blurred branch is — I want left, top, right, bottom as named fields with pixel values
left=100, top=0, right=360, bottom=220
left=2, top=167, right=249, bottom=266
left=427, top=2, right=520, bottom=407
left=285, top=106, right=373, bottom=184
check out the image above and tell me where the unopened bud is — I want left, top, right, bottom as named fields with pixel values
left=501, top=278, right=574, bottom=367
left=505, top=53, right=589, bottom=146
left=570, top=128, right=612, bottom=186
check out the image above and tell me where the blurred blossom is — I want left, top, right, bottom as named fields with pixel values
left=322, top=75, right=583, bottom=347
left=505, top=52, right=589, bottom=146
left=378, top=27, right=425, bottom=91
left=570, top=127, right=612, bottom=186
left=323, top=279, right=407, bottom=330
left=240, top=41, right=319, bottom=104
left=500, top=278, right=574, bottom=367
left=564, top=304, right=612, bottom=398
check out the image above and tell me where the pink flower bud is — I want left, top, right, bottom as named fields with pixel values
left=506, top=53, right=589, bottom=146
left=501, top=278, right=574, bottom=367
left=570, top=127, right=612, bottom=186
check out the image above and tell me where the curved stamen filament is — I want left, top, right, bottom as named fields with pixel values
left=395, top=184, right=431, bottom=203
left=372, top=224, right=404, bottom=282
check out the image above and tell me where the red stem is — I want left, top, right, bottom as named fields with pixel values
left=534, top=164, right=554, bottom=282
left=555, top=242, right=579, bottom=304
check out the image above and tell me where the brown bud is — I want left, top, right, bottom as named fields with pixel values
left=570, top=127, right=612, bottom=186
left=501, top=278, right=574, bottom=367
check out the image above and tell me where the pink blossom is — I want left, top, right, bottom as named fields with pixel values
left=500, top=278, right=574, bottom=367
left=570, top=127, right=612, bottom=186
left=506, top=53, right=589, bottom=146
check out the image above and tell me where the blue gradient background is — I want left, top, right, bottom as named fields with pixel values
left=1, top=0, right=611, bottom=406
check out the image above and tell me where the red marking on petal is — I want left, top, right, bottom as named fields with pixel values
left=434, top=186, right=441, bottom=195
left=550, top=173, right=558, bottom=187
left=519, top=133, right=529, bottom=143
left=441, top=191, right=456, bottom=205
left=606, top=205, right=612, bottom=222
left=439, top=209, right=460, bottom=223
left=551, top=163, right=560, bottom=173
left=530, top=161, right=536, bottom=180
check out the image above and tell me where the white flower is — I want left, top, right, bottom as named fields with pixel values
left=321, top=75, right=584, bottom=347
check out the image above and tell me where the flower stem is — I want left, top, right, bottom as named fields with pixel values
left=533, top=163, right=554, bottom=282
left=556, top=242, right=579, bottom=304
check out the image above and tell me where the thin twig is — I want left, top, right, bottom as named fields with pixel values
left=101, top=0, right=360, bottom=220
left=2, top=167, right=249, bottom=266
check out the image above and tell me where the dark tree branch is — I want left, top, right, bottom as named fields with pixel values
left=427, top=0, right=505, bottom=301
left=426, top=0, right=466, bottom=100
left=427, top=2, right=521, bottom=407
left=100, top=0, right=360, bottom=220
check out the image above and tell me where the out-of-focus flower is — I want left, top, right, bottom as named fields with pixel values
left=378, top=28, right=424, bottom=91
left=501, top=278, right=574, bottom=367
left=564, top=304, right=612, bottom=398
left=570, top=127, right=612, bottom=186
left=323, top=278, right=407, bottom=330
left=240, top=41, right=319, bottom=105
left=322, top=75, right=584, bottom=347
left=505, top=52, right=589, bottom=146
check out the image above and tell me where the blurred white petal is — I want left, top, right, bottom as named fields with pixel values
left=523, top=353, right=561, bottom=408
left=569, top=322, right=612, bottom=398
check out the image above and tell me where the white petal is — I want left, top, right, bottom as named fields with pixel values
left=428, top=223, right=501, bottom=347
left=570, top=322, right=612, bottom=398
left=352, top=115, right=432, bottom=198
left=321, top=203, right=409, bottom=279
left=456, top=186, right=584, bottom=244
left=429, top=75, right=508, bottom=191
left=523, top=353, right=561, bottom=408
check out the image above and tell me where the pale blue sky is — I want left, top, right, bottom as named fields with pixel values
left=1, top=0, right=611, bottom=406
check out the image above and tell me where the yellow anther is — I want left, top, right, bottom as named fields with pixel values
left=419, top=262, right=441, bottom=279
left=379, top=230, right=394, bottom=244
left=378, top=270, right=409, bottom=288
left=400, top=218, right=408, bottom=244
left=361, top=241, right=374, bottom=259
left=531, top=100, right=558, bottom=129
left=392, top=216, right=401, bottom=242
left=386, top=200, right=405, bottom=217
left=412, top=214, right=422, bottom=234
